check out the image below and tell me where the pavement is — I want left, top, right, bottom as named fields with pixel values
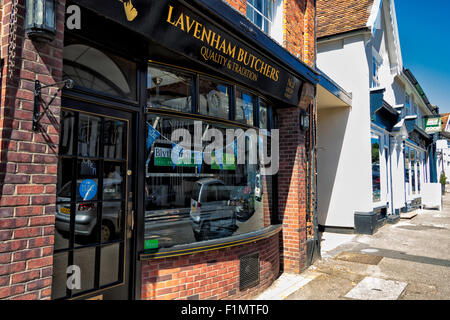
left=255, top=193, right=450, bottom=300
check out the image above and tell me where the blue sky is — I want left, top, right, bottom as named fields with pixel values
left=395, top=0, right=450, bottom=114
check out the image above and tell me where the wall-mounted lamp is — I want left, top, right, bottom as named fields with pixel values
left=33, top=79, right=74, bottom=131
left=299, top=109, right=310, bottom=131
left=25, top=0, right=57, bottom=43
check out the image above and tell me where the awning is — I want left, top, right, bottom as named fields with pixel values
left=317, top=69, right=352, bottom=110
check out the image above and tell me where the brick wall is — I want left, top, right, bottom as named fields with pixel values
left=0, top=0, right=66, bottom=300
left=141, top=233, right=279, bottom=300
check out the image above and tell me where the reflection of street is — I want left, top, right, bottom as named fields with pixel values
left=145, top=216, right=196, bottom=248
left=235, top=199, right=264, bottom=234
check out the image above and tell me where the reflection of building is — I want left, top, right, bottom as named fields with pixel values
left=0, top=0, right=319, bottom=300
left=316, top=0, right=439, bottom=234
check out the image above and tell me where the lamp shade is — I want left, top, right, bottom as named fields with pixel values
left=25, top=0, right=57, bottom=42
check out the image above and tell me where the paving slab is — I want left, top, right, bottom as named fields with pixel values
left=344, top=277, right=407, bottom=300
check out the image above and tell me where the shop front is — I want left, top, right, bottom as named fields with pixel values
left=49, top=0, right=317, bottom=300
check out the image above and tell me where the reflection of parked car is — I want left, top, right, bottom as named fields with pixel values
left=55, top=178, right=122, bottom=242
left=190, top=179, right=237, bottom=241
left=230, top=185, right=255, bottom=222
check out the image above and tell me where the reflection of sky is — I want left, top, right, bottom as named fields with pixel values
left=218, top=84, right=227, bottom=94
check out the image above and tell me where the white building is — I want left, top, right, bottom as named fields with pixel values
left=316, top=0, right=439, bottom=234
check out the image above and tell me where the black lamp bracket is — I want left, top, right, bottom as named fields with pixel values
left=33, top=79, right=73, bottom=131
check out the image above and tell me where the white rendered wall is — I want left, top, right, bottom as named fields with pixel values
left=317, top=35, right=373, bottom=228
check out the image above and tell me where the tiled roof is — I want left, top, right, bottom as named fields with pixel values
left=317, top=0, right=375, bottom=39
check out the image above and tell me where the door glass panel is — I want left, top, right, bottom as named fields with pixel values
left=100, top=243, right=121, bottom=286
left=74, top=202, right=99, bottom=247
left=77, top=160, right=99, bottom=201
left=78, top=114, right=101, bottom=158
left=51, top=252, right=68, bottom=299
left=54, top=202, right=70, bottom=251
left=102, top=202, right=123, bottom=242
left=57, top=158, right=75, bottom=201
left=104, top=119, right=126, bottom=160
left=59, top=110, right=75, bottom=156
left=53, top=109, right=129, bottom=299
left=72, top=247, right=96, bottom=295
left=103, top=162, right=123, bottom=201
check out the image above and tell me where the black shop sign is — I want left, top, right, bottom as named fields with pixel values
left=72, top=0, right=303, bottom=106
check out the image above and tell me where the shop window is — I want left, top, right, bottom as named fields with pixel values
left=144, top=115, right=272, bottom=249
left=63, top=44, right=137, bottom=101
left=259, top=100, right=269, bottom=130
left=405, top=146, right=410, bottom=195
left=371, top=134, right=381, bottom=202
left=417, top=152, right=422, bottom=193
left=199, top=77, right=230, bottom=120
left=411, top=149, right=416, bottom=194
left=147, top=65, right=194, bottom=113
left=236, top=89, right=256, bottom=126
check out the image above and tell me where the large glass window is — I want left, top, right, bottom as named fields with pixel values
left=247, top=0, right=274, bottom=34
left=147, top=65, right=194, bottom=113
left=199, top=77, right=230, bottom=120
left=144, top=115, right=273, bottom=249
left=371, top=134, right=381, bottom=202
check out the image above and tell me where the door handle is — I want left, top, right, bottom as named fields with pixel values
left=127, top=209, right=134, bottom=239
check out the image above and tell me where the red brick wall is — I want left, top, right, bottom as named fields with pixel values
left=141, top=233, right=279, bottom=300
left=0, top=0, right=66, bottom=300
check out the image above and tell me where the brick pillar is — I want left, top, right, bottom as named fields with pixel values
left=277, top=83, right=315, bottom=274
left=0, top=0, right=66, bottom=300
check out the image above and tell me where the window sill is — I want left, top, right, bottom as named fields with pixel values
left=139, top=224, right=282, bottom=261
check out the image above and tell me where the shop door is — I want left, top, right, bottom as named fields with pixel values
left=52, top=105, right=135, bottom=300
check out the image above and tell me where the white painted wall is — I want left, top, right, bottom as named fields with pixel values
left=317, top=34, right=373, bottom=228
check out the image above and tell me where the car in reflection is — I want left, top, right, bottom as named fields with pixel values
left=190, top=178, right=237, bottom=241
left=230, top=185, right=255, bottom=222
left=55, top=178, right=122, bottom=242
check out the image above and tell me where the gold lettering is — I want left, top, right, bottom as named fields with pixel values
left=201, top=28, right=212, bottom=43
left=167, top=5, right=176, bottom=25
left=193, top=22, right=203, bottom=39
left=185, top=15, right=196, bottom=33
left=254, top=59, right=262, bottom=72
left=237, top=48, right=245, bottom=62
left=175, top=13, right=185, bottom=31
left=274, top=70, right=280, bottom=82
left=260, top=62, right=268, bottom=75
left=269, top=68, right=276, bottom=81
left=210, top=32, right=221, bottom=49
left=218, top=39, right=227, bottom=54
left=265, top=65, right=272, bottom=77
left=226, top=43, right=236, bottom=59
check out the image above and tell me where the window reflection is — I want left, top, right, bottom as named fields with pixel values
left=144, top=116, right=271, bottom=249
left=199, top=77, right=230, bottom=119
left=147, top=66, right=193, bottom=113
left=63, top=43, right=137, bottom=100
left=236, top=89, right=255, bottom=126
